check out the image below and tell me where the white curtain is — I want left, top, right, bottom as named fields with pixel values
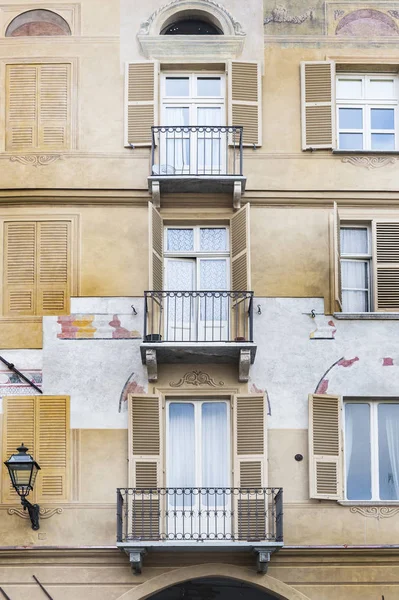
left=166, top=259, right=195, bottom=341
left=341, top=260, right=368, bottom=312
left=340, top=228, right=368, bottom=254
left=385, top=407, right=399, bottom=499
left=345, top=404, right=354, bottom=489
left=202, top=403, right=228, bottom=507
left=164, top=107, right=189, bottom=172
left=199, top=259, right=228, bottom=341
left=168, top=403, right=195, bottom=489
left=197, top=107, right=222, bottom=173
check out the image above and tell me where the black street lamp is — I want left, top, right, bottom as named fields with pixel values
left=4, top=443, right=41, bottom=530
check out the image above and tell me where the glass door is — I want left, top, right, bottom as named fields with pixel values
left=198, top=258, right=229, bottom=341
left=165, top=258, right=195, bottom=341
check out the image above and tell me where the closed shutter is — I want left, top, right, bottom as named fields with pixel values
left=4, top=222, right=36, bottom=316
left=228, top=61, right=262, bottom=146
left=2, top=396, right=35, bottom=502
left=333, top=202, right=342, bottom=312
left=149, top=202, right=163, bottom=290
left=38, top=64, right=71, bottom=150
left=300, top=61, right=335, bottom=150
left=36, top=396, right=70, bottom=502
left=128, top=394, right=163, bottom=540
left=233, top=394, right=267, bottom=540
left=309, top=394, right=343, bottom=500
left=231, top=204, right=251, bottom=291
left=6, top=64, right=37, bottom=150
left=374, top=221, right=399, bottom=311
left=37, top=221, right=70, bottom=315
left=125, top=62, right=157, bottom=146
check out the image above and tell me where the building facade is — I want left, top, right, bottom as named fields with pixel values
left=0, top=0, right=399, bottom=598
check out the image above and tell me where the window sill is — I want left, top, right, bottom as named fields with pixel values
left=333, top=312, right=399, bottom=320
left=338, top=500, right=399, bottom=506
left=333, top=150, right=399, bottom=155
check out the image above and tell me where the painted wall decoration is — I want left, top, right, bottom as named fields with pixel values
left=0, top=369, right=42, bottom=396
left=119, top=372, right=145, bottom=411
left=57, top=314, right=141, bottom=340
left=335, top=8, right=399, bottom=36
left=264, top=4, right=315, bottom=25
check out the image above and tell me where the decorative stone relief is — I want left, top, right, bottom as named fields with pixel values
left=8, top=507, right=63, bottom=520
left=170, top=370, right=224, bottom=387
left=264, top=5, right=315, bottom=25
left=341, top=156, right=398, bottom=170
left=335, top=8, right=399, bottom=36
left=350, top=506, right=399, bottom=519
left=9, top=154, right=62, bottom=167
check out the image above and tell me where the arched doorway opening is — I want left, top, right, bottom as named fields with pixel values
left=150, top=577, right=279, bottom=599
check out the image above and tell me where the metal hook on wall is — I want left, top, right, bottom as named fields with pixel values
left=131, top=305, right=138, bottom=316
left=257, top=305, right=262, bottom=315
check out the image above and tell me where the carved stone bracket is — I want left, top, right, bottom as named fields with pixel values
left=125, top=548, right=147, bottom=575
left=350, top=506, right=399, bottom=519
left=8, top=507, right=63, bottom=520
left=341, top=156, right=398, bottom=170
left=145, top=349, right=158, bottom=382
left=10, top=154, right=63, bottom=167
left=264, top=5, right=315, bottom=25
left=239, top=349, right=251, bottom=383
left=151, top=181, right=160, bottom=208
left=170, top=370, right=224, bottom=387
left=233, top=180, right=242, bottom=210
left=254, top=548, right=272, bottom=574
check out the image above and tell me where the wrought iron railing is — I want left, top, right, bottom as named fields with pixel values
left=117, top=487, right=283, bottom=543
left=150, top=126, right=243, bottom=177
left=143, top=290, right=253, bottom=343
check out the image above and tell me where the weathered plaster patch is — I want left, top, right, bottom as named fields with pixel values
left=250, top=383, right=271, bottom=415
left=57, top=314, right=141, bottom=340
left=309, top=316, right=336, bottom=339
left=383, top=357, right=394, bottom=366
left=316, top=378, right=329, bottom=394
left=338, top=356, right=359, bottom=368
left=119, top=373, right=145, bottom=411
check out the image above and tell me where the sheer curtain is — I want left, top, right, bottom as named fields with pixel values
left=341, top=261, right=368, bottom=312
left=166, top=259, right=195, bottom=341
left=168, top=403, right=195, bottom=489
left=385, top=407, right=399, bottom=499
left=164, top=107, right=189, bottom=172
left=345, top=404, right=354, bottom=493
left=202, top=402, right=228, bottom=507
left=197, top=107, right=222, bottom=173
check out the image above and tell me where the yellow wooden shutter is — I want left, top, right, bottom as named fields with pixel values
left=231, top=204, right=251, bottom=291
left=4, top=222, right=36, bottom=316
left=149, top=202, right=163, bottom=290
left=6, top=64, right=37, bottom=150
left=128, top=394, right=163, bottom=540
left=125, top=62, right=157, bottom=146
left=374, top=221, right=399, bottom=311
left=333, top=202, right=342, bottom=312
left=229, top=61, right=262, bottom=147
left=309, top=394, right=343, bottom=500
left=38, top=63, right=71, bottom=150
left=301, top=61, right=335, bottom=150
left=2, top=396, right=35, bottom=503
left=36, top=396, right=70, bottom=502
left=37, top=221, right=71, bottom=315
left=233, top=394, right=267, bottom=540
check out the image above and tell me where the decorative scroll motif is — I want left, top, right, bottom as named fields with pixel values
left=139, top=0, right=245, bottom=35
left=10, top=154, right=62, bottom=167
left=170, top=370, right=224, bottom=387
left=342, top=156, right=398, bottom=170
left=334, top=10, right=345, bottom=20
left=388, top=10, right=399, bottom=19
left=350, top=506, right=399, bottom=519
left=264, top=5, right=315, bottom=25
left=8, top=507, right=63, bottom=520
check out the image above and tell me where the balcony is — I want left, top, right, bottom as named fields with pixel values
left=148, top=126, right=246, bottom=207
left=117, top=487, right=283, bottom=573
left=140, top=291, right=256, bottom=382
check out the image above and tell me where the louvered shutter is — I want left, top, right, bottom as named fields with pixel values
left=129, top=394, right=163, bottom=540
left=233, top=394, right=267, bottom=540
left=36, top=396, right=70, bottom=502
left=6, top=64, right=37, bottom=150
left=231, top=204, right=251, bottom=291
left=125, top=62, right=157, bottom=147
left=149, top=202, right=163, bottom=290
left=300, top=61, right=335, bottom=150
left=228, top=61, right=262, bottom=146
left=38, top=64, right=71, bottom=150
left=37, top=221, right=70, bottom=315
left=309, top=394, right=343, bottom=500
left=333, top=202, right=342, bottom=312
left=2, top=396, right=35, bottom=503
left=4, top=222, right=36, bottom=316
left=374, top=221, right=399, bottom=311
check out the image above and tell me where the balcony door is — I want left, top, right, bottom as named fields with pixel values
left=165, top=226, right=230, bottom=342
left=161, top=73, right=225, bottom=174
left=167, top=399, right=230, bottom=539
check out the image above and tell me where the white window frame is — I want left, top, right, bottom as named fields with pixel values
left=161, top=72, right=226, bottom=119
left=336, top=74, right=399, bottom=151
left=340, top=223, right=372, bottom=312
left=344, top=398, right=399, bottom=501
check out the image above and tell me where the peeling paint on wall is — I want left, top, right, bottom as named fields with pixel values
left=57, top=314, right=141, bottom=340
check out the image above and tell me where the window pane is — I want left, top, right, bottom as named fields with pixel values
left=368, top=78, right=395, bottom=99
left=168, top=403, right=195, bottom=488
left=197, top=77, right=221, bottom=96
left=342, top=260, right=368, bottom=289
left=200, top=228, right=228, bottom=251
left=341, top=228, right=368, bottom=254
left=339, top=133, right=363, bottom=150
left=339, top=107, right=363, bottom=129
left=378, top=404, right=399, bottom=500
left=371, top=108, right=394, bottom=130
left=165, top=77, right=190, bottom=96
left=345, top=403, right=371, bottom=500
left=337, top=78, right=363, bottom=99
left=167, top=229, right=194, bottom=252
left=342, top=289, right=368, bottom=312
left=371, top=133, right=395, bottom=151
left=202, top=403, right=228, bottom=489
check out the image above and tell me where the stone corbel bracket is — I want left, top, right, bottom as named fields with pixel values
left=125, top=548, right=147, bottom=574
left=239, top=348, right=251, bottom=382
left=145, top=349, right=158, bottom=382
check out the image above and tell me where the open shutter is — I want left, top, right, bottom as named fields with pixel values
left=228, top=61, right=262, bottom=146
left=309, top=394, right=343, bottom=500
left=233, top=394, right=267, bottom=540
left=36, top=396, right=70, bottom=502
left=129, top=394, right=163, bottom=540
left=333, top=202, right=342, bottom=312
left=149, top=203, right=163, bottom=290
left=6, top=64, right=37, bottom=150
left=2, top=396, right=35, bottom=503
left=38, top=63, right=71, bottom=150
left=301, top=61, right=335, bottom=150
left=4, top=222, right=36, bottom=316
left=125, top=62, right=157, bottom=147
left=37, top=221, right=70, bottom=315
left=231, top=204, right=251, bottom=291
left=374, top=221, right=399, bottom=311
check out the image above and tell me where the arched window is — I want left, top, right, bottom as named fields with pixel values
left=6, top=9, right=71, bottom=37
left=161, top=18, right=222, bottom=35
